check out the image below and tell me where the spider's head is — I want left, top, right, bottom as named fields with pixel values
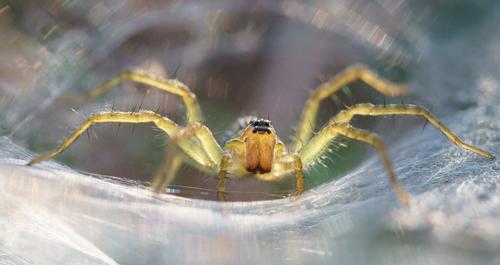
left=248, top=119, right=272, bottom=134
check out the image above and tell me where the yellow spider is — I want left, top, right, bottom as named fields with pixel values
left=28, top=64, right=493, bottom=204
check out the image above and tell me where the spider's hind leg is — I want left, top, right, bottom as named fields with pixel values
left=60, top=71, right=203, bottom=124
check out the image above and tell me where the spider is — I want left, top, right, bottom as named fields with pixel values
left=27, top=64, right=493, bottom=204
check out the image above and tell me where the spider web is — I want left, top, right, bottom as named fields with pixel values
left=1, top=54, right=499, bottom=265
left=1, top=2, right=500, bottom=265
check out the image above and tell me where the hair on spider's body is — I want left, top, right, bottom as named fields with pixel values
left=28, top=64, right=494, bottom=204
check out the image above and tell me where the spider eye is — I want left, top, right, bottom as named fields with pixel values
left=252, top=128, right=257, bottom=133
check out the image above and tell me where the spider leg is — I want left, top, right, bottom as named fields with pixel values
left=329, top=103, right=493, bottom=158
left=291, top=154, right=304, bottom=196
left=217, top=139, right=245, bottom=201
left=152, top=122, right=224, bottom=192
left=168, top=122, right=223, bottom=165
left=60, top=71, right=203, bottom=123
left=151, top=153, right=184, bottom=193
left=27, top=111, right=219, bottom=171
left=218, top=155, right=230, bottom=201
left=292, top=64, right=407, bottom=152
left=299, top=123, right=410, bottom=204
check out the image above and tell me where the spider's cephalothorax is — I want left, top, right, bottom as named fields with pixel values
left=28, top=64, right=493, bottom=204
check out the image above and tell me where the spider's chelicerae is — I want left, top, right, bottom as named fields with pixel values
left=28, top=64, right=493, bottom=204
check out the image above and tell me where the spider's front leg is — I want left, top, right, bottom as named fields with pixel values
left=216, top=139, right=246, bottom=201
left=292, top=64, right=408, bottom=152
left=291, top=154, right=305, bottom=196
left=330, top=103, right=493, bottom=158
left=58, top=71, right=207, bottom=186
left=218, top=154, right=230, bottom=201
left=27, top=111, right=222, bottom=180
left=299, top=123, right=410, bottom=205
left=300, top=103, right=493, bottom=204
left=152, top=122, right=223, bottom=192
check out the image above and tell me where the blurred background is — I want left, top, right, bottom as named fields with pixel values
left=0, top=0, right=499, bottom=264
left=1, top=0, right=422, bottom=200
